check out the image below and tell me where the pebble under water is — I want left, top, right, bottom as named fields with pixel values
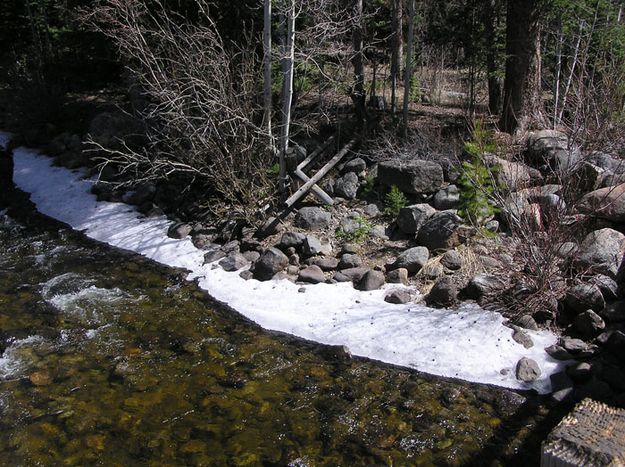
left=0, top=200, right=563, bottom=466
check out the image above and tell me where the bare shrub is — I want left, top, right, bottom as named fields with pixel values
left=81, top=0, right=274, bottom=223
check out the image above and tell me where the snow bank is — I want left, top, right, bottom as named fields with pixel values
left=2, top=131, right=566, bottom=393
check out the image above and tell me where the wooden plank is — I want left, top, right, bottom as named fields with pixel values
left=297, top=136, right=335, bottom=172
left=294, top=168, right=334, bottom=205
left=285, top=137, right=357, bottom=208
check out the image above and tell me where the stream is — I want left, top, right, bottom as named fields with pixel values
left=0, top=194, right=565, bottom=465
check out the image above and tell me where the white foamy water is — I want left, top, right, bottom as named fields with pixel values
left=0, top=336, right=45, bottom=381
left=4, top=130, right=567, bottom=393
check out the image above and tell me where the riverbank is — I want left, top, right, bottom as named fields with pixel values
left=1, top=131, right=566, bottom=393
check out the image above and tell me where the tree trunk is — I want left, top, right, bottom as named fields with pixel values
left=499, top=0, right=543, bottom=134
left=263, top=0, right=273, bottom=151
left=279, top=0, right=295, bottom=192
left=483, top=0, right=502, bottom=115
left=351, top=0, right=367, bottom=125
left=402, top=0, right=416, bottom=136
left=390, top=0, right=402, bottom=114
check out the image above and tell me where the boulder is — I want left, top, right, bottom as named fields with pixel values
left=586, top=151, right=625, bottom=175
left=126, top=183, right=156, bottom=206
left=515, top=314, right=539, bottom=331
left=599, top=301, right=625, bottom=323
left=577, top=228, right=625, bottom=278
left=334, top=172, right=359, bottom=199
left=363, top=204, right=380, bottom=217
left=545, top=345, right=574, bottom=361
left=242, top=251, right=260, bottom=263
left=427, top=277, right=457, bottom=307
left=377, top=160, right=444, bottom=194
left=515, top=357, right=541, bottom=382
left=343, top=157, right=367, bottom=174
left=397, top=204, right=436, bottom=234
left=333, top=267, right=368, bottom=283
left=574, top=309, right=606, bottom=337
left=311, top=257, right=340, bottom=271
left=512, top=327, right=534, bottom=349
left=440, top=250, right=463, bottom=271
left=390, top=247, right=429, bottom=274
left=167, top=223, right=192, bottom=239
left=577, top=183, right=625, bottom=222
left=296, top=207, right=331, bottom=230
left=386, top=268, right=409, bottom=285
left=302, top=235, right=323, bottom=256
left=338, top=254, right=363, bottom=270
left=590, top=274, right=619, bottom=301
left=254, top=248, right=289, bottom=281
left=354, top=270, right=385, bottom=291
left=564, top=283, right=605, bottom=314
left=278, top=232, right=306, bottom=250
left=433, top=185, right=460, bottom=210
left=204, top=250, right=226, bottom=264
left=464, top=274, right=505, bottom=300
left=484, top=154, right=542, bottom=191
left=385, top=289, right=412, bottom=304
left=298, top=265, right=326, bottom=284
left=527, top=129, right=581, bottom=173
left=218, top=254, right=249, bottom=272
left=416, top=211, right=465, bottom=251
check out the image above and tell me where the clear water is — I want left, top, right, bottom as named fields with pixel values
left=0, top=202, right=562, bottom=466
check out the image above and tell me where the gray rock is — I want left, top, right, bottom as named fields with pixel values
left=377, top=160, right=444, bottom=194
left=219, top=253, right=249, bottom=272
left=384, top=289, right=412, bottom=304
left=363, top=204, right=380, bottom=217
left=586, top=151, right=625, bottom=175
left=527, top=129, right=581, bottom=173
left=578, top=184, right=625, bottom=222
left=256, top=216, right=283, bottom=237
left=577, top=228, right=625, bottom=278
left=343, top=157, right=367, bottom=174
left=485, top=219, right=499, bottom=233
left=302, top=235, right=323, bottom=256
left=278, top=231, right=306, bottom=250
left=286, top=265, right=300, bottom=276
left=564, top=283, right=605, bottom=314
left=590, top=274, right=619, bottom=301
left=192, top=234, right=217, bottom=250
left=242, top=251, right=260, bottom=263
left=440, top=250, right=463, bottom=271
left=298, top=265, right=326, bottom=284
left=427, top=276, right=457, bottom=307
left=550, top=371, right=574, bottom=392
left=167, top=222, right=192, bottom=239
left=434, top=185, right=460, bottom=210
left=311, top=257, right=340, bottom=271
left=222, top=240, right=240, bottom=254
left=516, top=357, right=542, bottom=382
left=560, top=337, right=589, bottom=354
left=342, top=244, right=360, bottom=254
left=545, top=345, right=574, bottom=361
left=355, top=270, right=385, bottom=291
left=254, top=248, right=289, bottom=281
left=397, top=204, right=436, bottom=234
left=484, top=153, right=542, bottom=192
left=339, top=215, right=368, bottom=235
left=574, top=309, right=606, bottom=337
left=550, top=388, right=574, bottom=405
left=515, top=314, right=539, bottom=331
left=391, top=246, right=430, bottom=274
left=239, top=270, right=254, bottom=280
left=512, top=327, right=534, bottom=349
left=334, top=172, right=359, bottom=199
left=296, top=207, right=331, bottom=230
left=369, top=225, right=389, bottom=240
left=289, top=253, right=300, bottom=266
left=422, top=263, right=444, bottom=280
left=464, top=274, right=505, bottom=299
left=387, top=268, right=409, bottom=285
left=338, top=254, right=363, bottom=270
left=333, top=267, right=368, bottom=283
left=204, top=250, right=226, bottom=264
left=417, top=211, right=465, bottom=251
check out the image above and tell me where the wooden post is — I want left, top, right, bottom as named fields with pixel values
left=285, top=138, right=357, bottom=208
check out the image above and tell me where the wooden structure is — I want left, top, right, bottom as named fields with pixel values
left=284, top=136, right=358, bottom=208
left=541, top=398, right=625, bottom=466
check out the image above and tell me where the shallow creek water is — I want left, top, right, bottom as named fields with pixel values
left=0, top=201, right=562, bottom=466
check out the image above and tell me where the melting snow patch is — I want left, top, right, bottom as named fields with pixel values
left=6, top=131, right=566, bottom=393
